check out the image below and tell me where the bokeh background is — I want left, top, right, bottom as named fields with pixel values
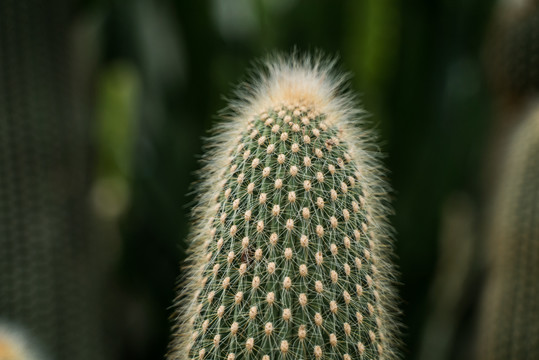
left=1, top=0, right=538, bottom=359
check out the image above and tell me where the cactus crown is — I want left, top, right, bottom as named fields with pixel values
left=169, top=54, right=399, bottom=360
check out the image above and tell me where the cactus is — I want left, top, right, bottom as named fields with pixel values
left=168, top=55, right=399, bottom=360
left=485, top=0, right=539, bottom=103
left=476, top=102, right=539, bottom=360
left=0, top=1, right=107, bottom=359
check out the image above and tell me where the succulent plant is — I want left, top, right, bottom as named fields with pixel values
left=169, top=55, right=399, bottom=360
left=477, top=102, right=539, bottom=360
left=485, top=1, right=539, bottom=103
left=0, top=1, right=106, bottom=359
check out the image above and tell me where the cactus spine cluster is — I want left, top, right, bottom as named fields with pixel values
left=477, top=102, right=539, bottom=360
left=169, top=55, right=399, bottom=360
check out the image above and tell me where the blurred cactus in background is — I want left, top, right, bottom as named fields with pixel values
left=474, top=2, right=539, bottom=358
left=0, top=324, right=44, bottom=360
left=168, top=55, right=400, bottom=360
left=0, top=0, right=107, bottom=359
left=482, top=0, right=539, bottom=196
left=485, top=0, right=539, bottom=106
left=476, top=102, right=539, bottom=360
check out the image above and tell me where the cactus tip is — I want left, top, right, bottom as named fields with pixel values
left=168, top=52, right=400, bottom=360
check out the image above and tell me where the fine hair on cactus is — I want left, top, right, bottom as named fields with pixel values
left=168, top=53, right=400, bottom=360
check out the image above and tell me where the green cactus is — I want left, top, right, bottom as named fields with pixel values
left=476, top=102, right=539, bottom=360
left=168, top=55, right=399, bottom=360
left=0, top=1, right=107, bottom=359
